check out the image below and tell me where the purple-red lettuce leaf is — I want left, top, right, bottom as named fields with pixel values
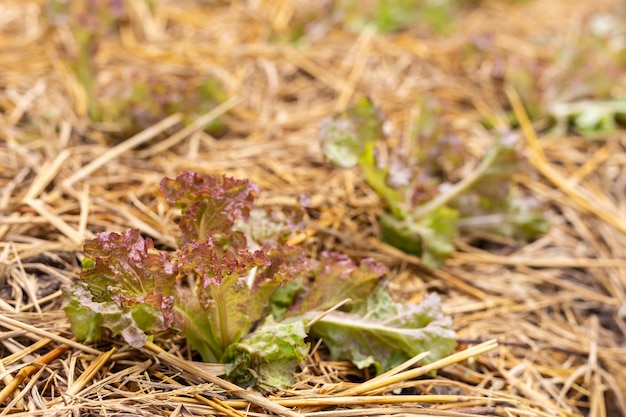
left=250, top=244, right=310, bottom=319
left=160, top=171, right=258, bottom=244
left=223, top=317, right=309, bottom=390
left=411, top=97, right=467, bottom=182
left=308, top=291, right=456, bottom=372
left=286, top=252, right=388, bottom=316
left=68, top=229, right=177, bottom=344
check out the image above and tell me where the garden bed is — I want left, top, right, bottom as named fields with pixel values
left=0, top=1, right=625, bottom=416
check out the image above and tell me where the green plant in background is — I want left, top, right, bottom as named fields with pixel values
left=44, top=1, right=227, bottom=136
left=45, top=0, right=127, bottom=121
left=336, top=0, right=482, bottom=34
left=266, top=0, right=466, bottom=44
left=64, top=171, right=455, bottom=391
left=100, top=72, right=227, bottom=136
left=320, top=97, right=549, bottom=268
left=501, top=12, right=626, bottom=138
left=257, top=0, right=536, bottom=43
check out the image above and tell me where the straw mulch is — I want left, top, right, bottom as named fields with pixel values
left=1, top=0, right=625, bottom=416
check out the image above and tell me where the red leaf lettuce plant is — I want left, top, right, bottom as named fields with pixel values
left=64, top=171, right=455, bottom=390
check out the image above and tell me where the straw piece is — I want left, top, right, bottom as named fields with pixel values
left=305, top=298, right=352, bottom=329
left=334, top=25, right=376, bottom=112
left=230, top=394, right=514, bottom=408
left=0, top=342, right=71, bottom=405
left=568, top=144, right=612, bottom=185
left=139, top=95, right=241, bottom=158
left=0, top=366, right=47, bottom=416
left=0, top=338, right=52, bottom=367
left=21, top=149, right=71, bottom=203
left=154, top=370, right=247, bottom=417
left=6, top=79, right=45, bottom=126
left=65, top=348, right=116, bottom=396
left=143, top=341, right=305, bottom=417
left=89, top=359, right=152, bottom=392
left=195, top=397, right=246, bottom=417
left=340, top=339, right=498, bottom=396
left=62, top=112, right=184, bottom=189
left=0, top=313, right=101, bottom=355
left=24, top=198, right=82, bottom=245
left=507, top=85, right=626, bottom=236
left=452, top=252, right=626, bottom=268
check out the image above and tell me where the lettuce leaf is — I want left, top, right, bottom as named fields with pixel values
left=380, top=206, right=459, bottom=268
left=276, top=252, right=455, bottom=374
left=319, top=97, right=384, bottom=169
left=223, top=317, right=309, bottom=390
left=286, top=252, right=388, bottom=315
left=62, top=283, right=153, bottom=348
left=308, top=292, right=455, bottom=372
left=173, top=239, right=309, bottom=362
left=172, top=238, right=270, bottom=361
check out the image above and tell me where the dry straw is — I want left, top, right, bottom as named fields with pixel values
left=0, top=0, right=625, bottom=416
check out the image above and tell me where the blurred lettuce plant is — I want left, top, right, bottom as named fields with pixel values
left=44, top=1, right=227, bottom=135
left=45, top=0, right=126, bottom=121
left=500, top=11, right=626, bottom=137
left=320, top=97, right=549, bottom=268
left=99, top=72, right=227, bottom=136
left=338, top=0, right=459, bottom=34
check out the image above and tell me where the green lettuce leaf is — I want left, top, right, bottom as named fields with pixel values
left=309, top=292, right=456, bottom=372
left=223, top=317, right=309, bottom=390
left=172, top=287, right=223, bottom=362
left=380, top=206, right=459, bottom=268
left=319, top=97, right=384, bottom=169
left=62, top=284, right=104, bottom=344
left=62, top=283, right=152, bottom=348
